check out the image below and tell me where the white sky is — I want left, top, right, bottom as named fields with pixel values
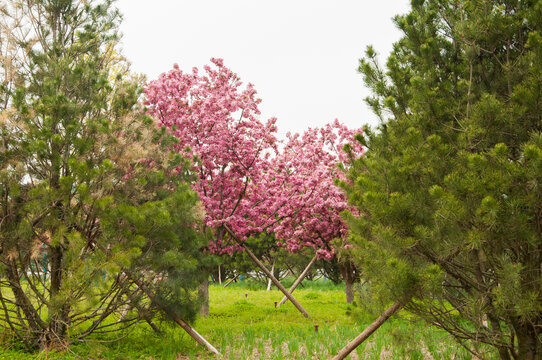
left=116, top=0, right=411, bottom=138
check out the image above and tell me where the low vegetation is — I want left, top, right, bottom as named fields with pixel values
left=0, top=280, right=490, bottom=359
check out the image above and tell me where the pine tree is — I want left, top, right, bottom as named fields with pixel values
left=0, top=0, right=206, bottom=350
left=345, top=0, right=542, bottom=358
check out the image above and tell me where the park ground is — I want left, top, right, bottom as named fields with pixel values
left=0, top=279, right=490, bottom=359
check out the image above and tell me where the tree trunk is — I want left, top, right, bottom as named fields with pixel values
left=332, top=297, right=410, bottom=360
left=340, top=260, right=357, bottom=304
left=516, top=322, right=538, bottom=360
left=218, top=265, right=222, bottom=285
left=47, top=245, right=69, bottom=349
left=488, top=315, right=512, bottom=360
left=278, top=255, right=317, bottom=306
left=198, top=275, right=209, bottom=317
left=223, top=224, right=311, bottom=318
left=267, top=260, right=275, bottom=291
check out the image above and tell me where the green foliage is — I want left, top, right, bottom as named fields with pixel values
left=0, top=0, right=207, bottom=350
left=346, top=0, right=542, bottom=358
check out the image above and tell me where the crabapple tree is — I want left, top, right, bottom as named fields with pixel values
left=269, top=120, right=364, bottom=303
left=145, top=59, right=282, bottom=314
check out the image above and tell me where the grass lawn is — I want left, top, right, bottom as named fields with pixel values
left=0, top=280, right=490, bottom=359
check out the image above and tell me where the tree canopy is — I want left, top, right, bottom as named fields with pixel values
left=345, top=0, right=542, bottom=358
left=0, top=0, right=207, bottom=349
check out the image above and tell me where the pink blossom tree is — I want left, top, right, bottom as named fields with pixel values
left=145, top=58, right=364, bottom=310
left=145, top=59, right=277, bottom=251
left=269, top=120, right=364, bottom=304
left=144, top=59, right=312, bottom=317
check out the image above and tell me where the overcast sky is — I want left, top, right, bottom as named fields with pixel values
left=115, top=0, right=411, bottom=138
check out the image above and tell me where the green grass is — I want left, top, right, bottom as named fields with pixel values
left=0, top=280, right=492, bottom=359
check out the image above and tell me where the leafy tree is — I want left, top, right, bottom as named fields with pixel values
left=345, top=0, right=542, bottom=358
left=0, top=0, right=206, bottom=350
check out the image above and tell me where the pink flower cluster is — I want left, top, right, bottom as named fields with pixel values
left=145, top=59, right=363, bottom=259
left=265, top=120, right=364, bottom=259
left=145, top=58, right=277, bottom=255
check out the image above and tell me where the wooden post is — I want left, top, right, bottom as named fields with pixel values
left=331, top=297, right=410, bottom=360
left=223, top=224, right=311, bottom=318
left=284, top=263, right=305, bottom=287
left=278, top=254, right=317, bottom=306
left=218, top=265, right=222, bottom=285
left=126, top=272, right=221, bottom=356
left=223, top=272, right=239, bottom=288
left=266, top=260, right=275, bottom=291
